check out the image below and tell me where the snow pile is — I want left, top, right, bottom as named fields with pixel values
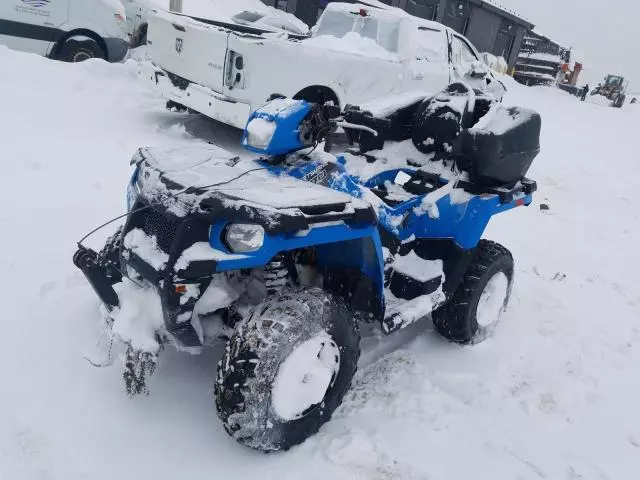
left=481, top=52, right=508, bottom=74
left=244, top=117, right=276, bottom=148
left=392, top=251, right=443, bottom=283
left=518, top=51, right=563, bottom=63
left=304, top=32, right=397, bottom=60
left=359, top=90, right=429, bottom=118
left=123, top=228, right=169, bottom=270
left=111, top=281, right=165, bottom=353
left=472, top=102, right=537, bottom=135
left=175, top=242, right=247, bottom=271
left=271, top=333, right=340, bottom=421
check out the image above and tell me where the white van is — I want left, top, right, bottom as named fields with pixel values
left=0, top=0, right=130, bottom=62
left=122, top=0, right=156, bottom=47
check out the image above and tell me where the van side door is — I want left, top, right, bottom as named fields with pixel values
left=0, top=0, right=69, bottom=56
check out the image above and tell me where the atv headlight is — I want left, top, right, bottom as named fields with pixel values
left=225, top=224, right=265, bottom=253
left=245, top=117, right=276, bottom=151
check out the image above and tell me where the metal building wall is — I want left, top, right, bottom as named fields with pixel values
left=464, top=5, right=501, bottom=53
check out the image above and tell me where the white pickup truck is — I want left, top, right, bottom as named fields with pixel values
left=139, top=2, right=506, bottom=129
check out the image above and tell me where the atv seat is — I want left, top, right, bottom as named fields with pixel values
left=369, top=169, right=443, bottom=207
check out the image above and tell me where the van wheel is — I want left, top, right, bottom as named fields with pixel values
left=59, top=38, right=105, bottom=63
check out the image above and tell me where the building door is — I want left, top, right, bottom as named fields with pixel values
left=492, top=21, right=515, bottom=60
left=294, top=0, right=321, bottom=27
left=442, top=0, right=470, bottom=34
left=405, top=0, right=438, bottom=20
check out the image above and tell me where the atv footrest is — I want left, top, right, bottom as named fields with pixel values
left=457, top=177, right=537, bottom=203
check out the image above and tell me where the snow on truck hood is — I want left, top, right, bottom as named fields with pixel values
left=135, top=145, right=356, bottom=211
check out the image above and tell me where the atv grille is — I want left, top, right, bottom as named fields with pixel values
left=141, top=209, right=179, bottom=254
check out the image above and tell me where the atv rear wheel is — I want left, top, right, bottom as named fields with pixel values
left=215, top=288, right=360, bottom=451
left=433, top=240, right=513, bottom=344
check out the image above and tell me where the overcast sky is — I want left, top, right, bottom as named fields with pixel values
left=495, top=0, right=639, bottom=91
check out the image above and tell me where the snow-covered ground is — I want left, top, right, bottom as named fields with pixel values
left=1, top=46, right=640, bottom=479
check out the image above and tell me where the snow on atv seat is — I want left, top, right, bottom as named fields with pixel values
left=359, top=91, right=431, bottom=118
left=137, top=145, right=362, bottom=212
left=342, top=139, right=468, bottom=183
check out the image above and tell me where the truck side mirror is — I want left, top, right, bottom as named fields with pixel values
left=469, top=61, right=488, bottom=79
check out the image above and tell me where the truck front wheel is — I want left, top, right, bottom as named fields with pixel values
left=433, top=240, right=514, bottom=344
left=215, top=288, right=360, bottom=451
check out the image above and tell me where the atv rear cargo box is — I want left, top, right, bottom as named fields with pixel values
left=455, top=105, right=541, bottom=187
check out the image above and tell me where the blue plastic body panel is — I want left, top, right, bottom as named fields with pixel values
left=126, top=166, right=140, bottom=212
left=209, top=220, right=385, bottom=295
left=241, top=100, right=312, bottom=156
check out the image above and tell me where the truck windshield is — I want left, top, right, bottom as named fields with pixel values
left=316, top=10, right=400, bottom=53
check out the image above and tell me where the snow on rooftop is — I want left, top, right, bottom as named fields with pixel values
left=518, top=52, right=563, bottom=64
left=482, top=0, right=533, bottom=24
left=303, top=31, right=397, bottom=60
left=515, top=71, right=557, bottom=81
left=515, top=63, right=557, bottom=72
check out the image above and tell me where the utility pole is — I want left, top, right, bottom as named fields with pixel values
left=169, top=0, right=183, bottom=12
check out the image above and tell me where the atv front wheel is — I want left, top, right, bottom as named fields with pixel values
left=433, top=240, right=513, bottom=344
left=215, top=288, right=360, bottom=451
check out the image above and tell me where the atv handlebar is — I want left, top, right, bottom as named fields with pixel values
left=310, top=103, right=392, bottom=152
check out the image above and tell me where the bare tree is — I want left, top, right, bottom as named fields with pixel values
left=169, top=0, right=183, bottom=12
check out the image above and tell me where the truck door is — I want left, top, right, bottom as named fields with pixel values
left=448, top=32, right=491, bottom=91
left=0, top=0, right=69, bottom=56
left=404, top=26, right=450, bottom=95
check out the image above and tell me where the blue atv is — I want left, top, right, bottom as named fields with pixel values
left=74, top=83, right=540, bottom=451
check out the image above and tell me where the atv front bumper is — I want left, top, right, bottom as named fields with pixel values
left=75, top=188, right=379, bottom=348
